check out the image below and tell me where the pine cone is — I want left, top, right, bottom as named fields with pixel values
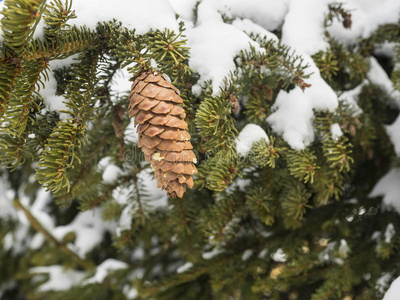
left=128, top=71, right=197, bottom=198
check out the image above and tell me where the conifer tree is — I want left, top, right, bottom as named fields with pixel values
left=0, top=0, right=400, bottom=299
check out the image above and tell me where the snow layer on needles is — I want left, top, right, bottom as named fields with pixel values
left=267, top=54, right=338, bottom=150
left=370, top=169, right=400, bottom=214
left=186, top=0, right=279, bottom=94
left=281, top=0, right=330, bottom=55
left=52, top=208, right=116, bottom=257
left=0, top=177, right=16, bottom=220
left=384, top=276, right=400, bottom=300
left=329, top=0, right=400, bottom=44
left=69, top=0, right=178, bottom=35
left=30, top=266, right=85, bottom=292
left=84, top=259, right=128, bottom=285
left=236, top=124, right=269, bottom=156
left=265, top=0, right=339, bottom=150
left=187, top=20, right=260, bottom=94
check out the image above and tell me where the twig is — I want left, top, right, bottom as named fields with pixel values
left=13, top=198, right=93, bottom=271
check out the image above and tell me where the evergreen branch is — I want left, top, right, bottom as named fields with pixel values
left=0, top=0, right=46, bottom=53
left=13, top=198, right=93, bottom=270
left=2, top=59, right=48, bottom=135
left=250, top=137, right=280, bottom=168
left=0, top=62, right=21, bottom=117
left=79, top=175, right=132, bottom=210
left=0, top=133, right=34, bottom=170
left=195, top=88, right=238, bottom=156
left=245, top=186, right=276, bottom=226
left=196, top=155, right=238, bottom=192
left=197, top=193, right=244, bottom=244
left=140, top=252, right=245, bottom=297
left=43, top=0, right=76, bottom=40
left=286, top=149, right=319, bottom=184
left=133, top=174, right=145, bottom=221
left=35, top=51, right=99, bottom=193
left=21, top=25, right=98, bottom=61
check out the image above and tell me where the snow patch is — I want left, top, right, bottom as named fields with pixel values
left=187, top=20, right=260, bottom=94
left=267, top=54, right=338, bottom=150
left=271, top=248, right=287, bottom=262
left=281, top=0, right=330, bottom=55
left=384, top=276, right=400, bottom=300
left=69, top=0, right=179, bottom=35
left=102, top=164, right=123, bottom=184
left=202, top=247, right=224, bottom=260
left=30, top=266, right=85, bottom=292
left=370, top=169, right=400, bottom=214
left=384, top=223, right=395, bottom=244
left=52, top=208, right=115, bottom=257
left=331, top=123, right=343, bottom=141
left=368, top=57, right=400, bottom=103
left=177, top=262, right=193, bottom=274
left=236, top=124, right=269, bottom=156
left=387, top=116, right=400, bottom=157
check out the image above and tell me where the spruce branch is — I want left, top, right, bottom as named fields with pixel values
left=0, top=63, right=21, bottom=117
left=2, top=59, right=48, bottom=135
left=35, top=51, right=100, bottom=193
left=1, top=0, right=46, bottom=53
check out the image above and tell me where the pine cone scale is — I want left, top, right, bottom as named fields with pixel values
left=129, top=71, right=197, bottom=198
left=137, top=98, right=160, bottom=110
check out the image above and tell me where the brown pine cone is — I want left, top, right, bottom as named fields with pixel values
left=128, top=71, right=197, bottom=198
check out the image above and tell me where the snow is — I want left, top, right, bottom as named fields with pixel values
left=169, top=0, right=198, bottom=21
left=384, top=223, right=395, bottom=244
left=110, top=67, right=132, bottom=98
left=195, top=0, right=289, bottom=31
left=384, top=276, right=400, bottom=300
left=378, top=273, right=393, bottom=294
left=232, top=19, right=278, bottom=43
left=83, top=259, right=128, bottom=284
left=30, top=266, right=85, bottom=292
left=52, top=208, right=115, bottom=257
left=0, top=178, right=16, bottom=220
left=124, top=119, right=139, bottom=144
left=258, top=249, right=268, bottom=259
left=267, top=88, right=315, bottom=150
left=69, top=0, right=179, bottom=35
left=187, top=20, right=260, bottom=94
left=338, top=239, right=350, bottom=258
left=387, top=116, right=400, bottom=156
left=202, top=247, right=224, bottom=260
left=281, top=0, right=330, bottom=55
left=39, top=71, right=68, bottom=113
left=116, top=205, right=133, bottom=236
left=123, top=285, right=139, bottom=299
left=38, top=55, right=80, bottom=117
left=271, top=248, right=287, bottom=262
left=329, top=0, right=400, bottom=44
left=368, top=57, right=400, bottom=102
left=177, top=262, right=193, bottom=273
left=338, top=82, right=365, bottom=116
left=191, top=84, right=202, bottom=97
left=241, top=249, right=253, bottom=261
left=267, top=54, right=338, bottom=150
left=138, top=168, right=168, bottom=207
left=102, top=164, right=123, bottom=184
left=331, top=123, right=343, bottom=141
left=236, top=124, right=269, bottom=156
left=370, top=169, right=400, bottom=214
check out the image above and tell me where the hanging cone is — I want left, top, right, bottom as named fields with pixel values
left=128, top=71, right=197, bottom=198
